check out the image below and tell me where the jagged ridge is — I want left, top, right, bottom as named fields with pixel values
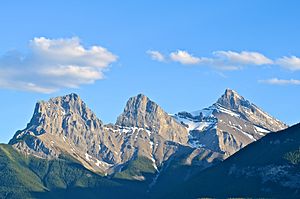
left=173, top=89, right=287, bottom=156
left=9, top=89, right=288, bottom=184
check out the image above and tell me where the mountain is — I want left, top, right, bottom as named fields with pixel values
left=173, top=89, right=287, bottom=157
left=5, top=89, right=289, bottom=198
left=149, top=89, right=288, bottom=195
left=116, top=94, right=188, bottom=144
left=9, top=93, right=208, bottom=181
left=11, top=92, right=237, bottom=179
left=9, top=93, right=112, bottom=174
left=170, top=123, right=300, bottom=198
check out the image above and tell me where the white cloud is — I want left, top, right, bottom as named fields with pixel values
left=276, top=56, right=300, bottom=71
left=170, top=50, right=202, bottom=65
left=147, top=50, right=165, bottom=62
left=149, top=50, right=273, bottom=70
left=0, top=37, right=117, bottom=93
left=214, top=51, right=273, bottom=65
left=259, top=78, right=300, bottom=85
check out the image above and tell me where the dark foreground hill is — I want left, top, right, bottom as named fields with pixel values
left=169, top=123, right=300, bottom=198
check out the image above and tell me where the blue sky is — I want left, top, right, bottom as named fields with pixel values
left=0, top=0, right=299, bottom=143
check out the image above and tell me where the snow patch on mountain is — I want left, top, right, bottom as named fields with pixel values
left=254, top=125, right=270, bottom=133
left=85, top=153, right=92, bottom=161
left=214, top=104, right=240, bottom=117
left=191, top=108, right=214, bottom=118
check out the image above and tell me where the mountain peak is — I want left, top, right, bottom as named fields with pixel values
left=136, top=93, right=148, bottom=99
left=9, top=91, right=103, bottom=161
left=11, top=92, right=102, bottom=140
left=224, top=88, right=239, bottom=96
left=48, top=93, right=81, bottom=103
left=65, top=92, right=80, bottom=100
left=31, top=93, right=89, bottom=121
left=115, top=94, right=159, bottom=128
left=216, top=89, right=250, bottom=110
left=214, top=88, right=287, bottom=131
left=131, top=93, right=150, bottom=105
left=116, top=93, right=188, bottom=143
left=223, top=88, right=242, bottom=100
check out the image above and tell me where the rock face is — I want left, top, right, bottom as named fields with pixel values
left=9, top=93, right=193, bottom=177
left=9, top=89, right=288, bottom=180
left=116, top=94, right=188, bottom=144
left=174, top=89, right=288, bottom=157
left=216, top=89, right=286, bottom=131
left=9, top=93, right=110, bottom=173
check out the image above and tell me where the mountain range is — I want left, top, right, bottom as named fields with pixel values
left=1, top=89, right=298, bottom=198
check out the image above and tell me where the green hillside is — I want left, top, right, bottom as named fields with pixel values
left=0, top=144, right=140, bottom=199
left=0, top=144, right=46, bottom=198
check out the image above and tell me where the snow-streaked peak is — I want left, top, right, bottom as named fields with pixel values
left=172, top=88, right=287, bottom=153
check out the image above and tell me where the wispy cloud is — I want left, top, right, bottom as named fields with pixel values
left=169, top=50, right=203, bottom=65
left=0, top=37, right=117, bottom=93
left=148, top=50, right=272, bottom=70
left=148, top=49, right=300, bottom=86
left=259, top=78, right=300, bottom=85
left=213, top=51, right=273, bottom=65
left=276, top=56, right=300, bottom=71
left=147, top=50, right=165, bottom=62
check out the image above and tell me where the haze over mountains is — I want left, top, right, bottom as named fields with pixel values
left=1, top=89, right=299, bottom=198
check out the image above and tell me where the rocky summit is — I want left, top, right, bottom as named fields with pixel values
left=9, top=89, right=288, bottom=181
left=174, top=89, right=287, bottom=157
left=116, top=94, right=188, bottom=144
